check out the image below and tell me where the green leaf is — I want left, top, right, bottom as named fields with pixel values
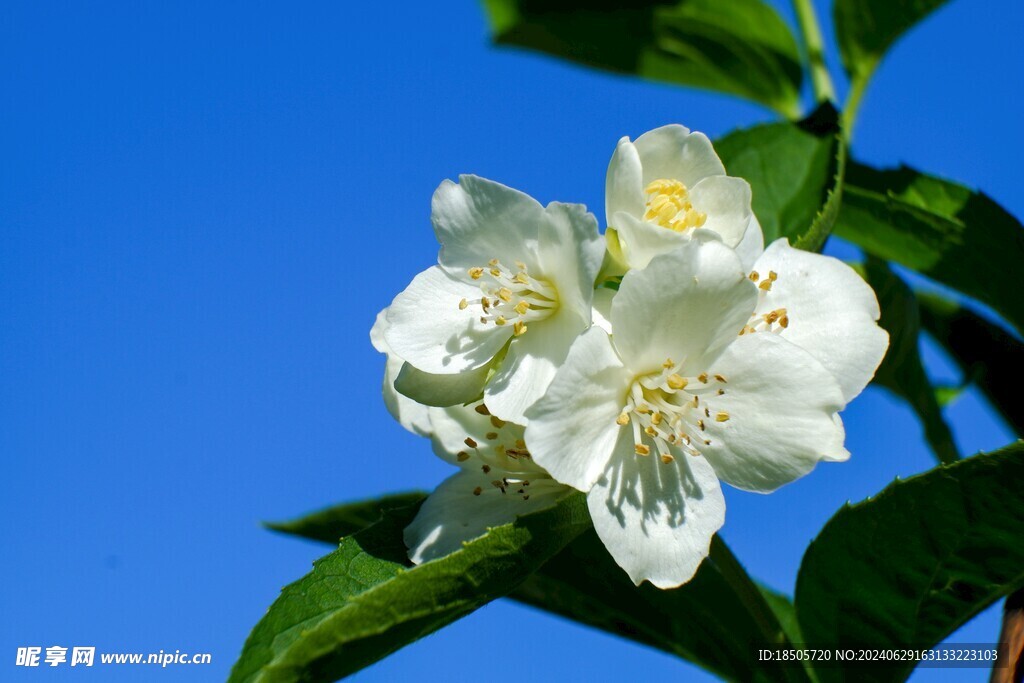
left=481, top=0, right=804, bottom=116
left=835, top=162, right=1024, bottom=333
left=861, top=259, right=960, bottom=464
left=917, top=293, right=1024, bottom=435
left=264, top=491, right=428, bottom=544
left=273, top=497, right=807, bottom=682
left=230, top=494, right=590, bottom=683
left=795, top=440, right=1024, bottom=683
left=834, top=0, right=949, bottom=82
left=514, top=532, right=809, bottom=683
left=715, top=105, right=842, bottom=249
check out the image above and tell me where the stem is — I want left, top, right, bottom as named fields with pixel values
left=991, top=590, right=1024, bottom=683
left=791, top=0, right=835, bottom=104
left=841, top=72, right=871, bottom=143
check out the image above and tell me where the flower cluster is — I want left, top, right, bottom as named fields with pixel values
left=372, top=125, right=888, bottom=588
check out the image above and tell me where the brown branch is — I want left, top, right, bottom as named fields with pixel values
left=991, top=589, right=1024, bottom=683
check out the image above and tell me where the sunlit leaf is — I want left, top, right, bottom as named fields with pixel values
left=481, top=0, right=804, bottom=115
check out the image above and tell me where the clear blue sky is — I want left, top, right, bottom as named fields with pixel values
left=1, top=1, right=1019, bottom=681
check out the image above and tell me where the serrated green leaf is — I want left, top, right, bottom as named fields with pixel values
left=917, top=293, right=1024, bottom=435
left=264, top=491, right=428, bottom=544
left=272, top=497, right=807, bottom=682
left=480, top=0, right=804, bottom=116
left=230, top=493, right=589, bottom=683
left=715, top=105, right=842, bottom=249
left=835, top=162, right=1024, bottom=333
left=795, top=440, right=1024, bottom=683
left=862, top=259, right=960, bottom=464
left=834, top=0, right=949, bottom=82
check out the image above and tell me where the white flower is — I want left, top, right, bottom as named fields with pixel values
left=385, top=175, right=604, bottom=424
left=606, top=125, right=763, bottom=272
left=370, top=309, right=431, bottom=437
left=525, top=239, right=887, bottom=588
left=404, top=400, right=571, bottom=564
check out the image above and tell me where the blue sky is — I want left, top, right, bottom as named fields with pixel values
left=1, top=1, right=1019, bottom=681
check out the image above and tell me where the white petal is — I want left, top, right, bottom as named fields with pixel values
left=525, top=327, right=633, bottom=491
left=426, top=403, right=531, bottom=467
left=536, top=201, right=604, bottom=325
left=385, top=265, right=512, bottom=374
left=432, top=175, right=545, bottom=274
left=611, top=240, right=757, bottom=376
left=588, top=429, right=725, bottom=589
left=611, top=211, right=691, bottom=271
left=688, top=175, right=753, bottom=249
left=632, top=125, right=726, bottom=188
left=698, top=333, right=849, bottom=493
left=752, top=239, right=889, bottom=403
left=370, top=310, right=431, bottom=437
left=606, top=137, right=645, bottom=222
left=484, top=309, right=581, bottom=425
left=394, top=361, right=487, bottom=407
left=733, top=214, right=765, bottom=271
left=405, top=469, right=568, bottom=564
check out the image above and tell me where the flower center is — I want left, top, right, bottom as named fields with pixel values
left=615, top=358, right=730, bottom=464
left=455, top=403, right=551, bottom=501
left=739, top=270, right=791, bottom=336
left=643, top=179, right=707, bottom=232
left=461, top=259, right=558, bottom=337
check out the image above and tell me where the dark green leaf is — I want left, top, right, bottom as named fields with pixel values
left=481, top=0, right=804, bottom=116
left=862, top=259, right=960, bottom=464
left=230, top=494, right=590, bottom=683
left=834, top=0, right=950, bottom=81
left=836, top=162, right=1024, bottom=333
left=273, top=497, right=807, bottom=682
left=514, top=533, right=808, bottom=683
left=716, top=105, right=841, bottom=248
left=264, top=491, right=428, bottom=544
left=918, top=293, right=1024, bottom=435
left=795, top=440, right=1024, bottom=682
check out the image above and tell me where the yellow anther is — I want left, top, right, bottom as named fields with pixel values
left=616, top=413, right=630, bottom=426
left=490, top=415, right=505, bottom=428
left=489, top=267, right=501, bottom=277
left=495, top=316, right=507, bottom=326
left=474, top=404, right=490, bottom=415
left=515, top=260, right=527, bottom=270
left=779, top=315, right=789, bottom=328
left=488, top=258, right=499, bottom=266
left=651, top=412, right=663, bottom=426
left=498, top=287, right=513, bottom=302
left=513, top=321, right=528, bottom=336
left=716, top=412, right=730, bottom=422
left=473, top=487, right=482, bottom=496
left=759, top=280, right=773, bottom=291
left=513, top=272, right=529, bottom=285
left=456, top=451, right=470, bottom=462
left=514, top=301, right=530, bottom=315
left=635, top=444, right=651, bottom=456
left=516, top=439, right=527, bottom=449
left=468, top=267, right=484, bottom=280
left=697, top=419, right=705, bottom=431
left=481, top=296, right=491, bottom=310
left=464, top=437, right=478, bottom=448
left=714, top=374, right=727, bottom=383
left=749, top=271, right=760, bottom=282
left=645, top=426, right=657, bottom=437
left=459, top=298, right=468, bottom=310
left=667, top=374, right=688, bottom=390
left=660, top=454, right=675, bottom=464
left=482, top=464, right=491, bottom=473
left=485, top=431, right=499, bottom=440
left=663, top=358, right=675, bottom=369
left=698, top=373, right=708, bottom=383
left=635, top=404, right=652, bottom=414
left=768, top=271, right=778, bottom=281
